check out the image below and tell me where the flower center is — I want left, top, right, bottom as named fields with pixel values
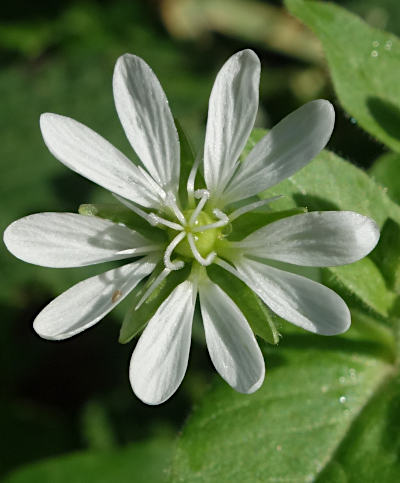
left=172, top=210, right=220, bottom=258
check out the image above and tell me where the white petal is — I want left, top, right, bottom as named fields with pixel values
left=130, top=281, right=196, bottom=405
left=235, top=211, right=380, bottom=266
left=33, top=258, right=156, bottom=340
left=40, top=113, right=164, bottom=208
left=223, top=100, right=335, bottom=204
left=236, top=258, right=350, bottom=335
left=3, top=213, right=157, bottom=268
left=204, top=49, right=260, bottom=196
left=113, top=54, right=180, bottom=193
left=199, top=280, right=265, bottom=393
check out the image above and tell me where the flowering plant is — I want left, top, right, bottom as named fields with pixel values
left=4, top=49, right=379, bottom=405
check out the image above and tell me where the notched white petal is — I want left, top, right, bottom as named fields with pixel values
left=3, top=213, right=154, bottom=268
left=40, top=113, right=163, bottom=208
left=204, top=49, right=260, bottom=197
left=200, top=280, right=265, bottom=394
left=235, top=211, right=380, bottom=266
left=33, top=259, right=156, bottom=340
left=236, top=259, right=350, bottom=335
left=224, top=100, right=335, bottom=204
left=129, top=281, right=196, bottom=405
left=113, top=54, right=180, bottom=193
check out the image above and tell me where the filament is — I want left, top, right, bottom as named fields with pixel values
left=164, top=232, right=186, bottom=270
left=148, top=213, right=183, bottom=231
left=189, top=190, right=210, bottom=225
left=165, top=193, right=186, bottom=225
left=187, top=233, right=216, bottom=266
left=192, top=208, right=229, bottom=232
left=135, top=268, right=171, bottom=310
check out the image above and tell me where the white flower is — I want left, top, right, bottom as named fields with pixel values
left=3, top=50, right=380, bottom=405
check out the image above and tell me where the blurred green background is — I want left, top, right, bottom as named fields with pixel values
left=1, top=0, right=399, bottom=481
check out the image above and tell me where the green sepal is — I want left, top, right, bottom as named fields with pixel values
left=370, top=218, right=400, bottom=294
left=78, top=203, right=166, bottom=243
left=228, top=207, right=307, bottom=241
left=119, top=263, right=191, bottom=344
left=207, top=264, right=280, bottom=345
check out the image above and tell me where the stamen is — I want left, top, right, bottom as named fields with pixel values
left=148, top=213, right=183, bottom=231
left=165, top=193, right=186, bottom=225
left=135, top=268, right=171, bottom=310
left=192, top=208, right=229, bottom=232
left=164, top=232, right=186, bottom=270
left=113, top=194, right=154, bottom=224
left=229, top=196, right=283, bottom=221
left=187, top=152, right=201, bottom=208
left=189, top=190, right=210, bottom=225
left=187, top=233, right=216, bottom=266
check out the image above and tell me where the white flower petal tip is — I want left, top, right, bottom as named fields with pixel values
left=236, top=259, right=351, bottom=336
left=235, top=211, right=380, bottom=267
left=223, top=99, right=336, bottom=204
left=129, top=281, right=196, bottom=405
left=33, top=259, right=156, bottom=341
left=204, top=49, right=260, bottom=197
left=113, top=53, right=180, bottom=193
left=39, top=113, right=163, bottom=208
left=199, top=281, right=265, bottom=394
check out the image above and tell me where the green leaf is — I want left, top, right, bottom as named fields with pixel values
left=322, top=258, right=396, bottom=319
left=262, top=148, right=400, bottom=229
left=258, top=143, right=399, bottom=318
left=370, top=151, right=400, bottom=205
left=207, top=264, right=280, bottom=345
left=3, top=438, right=172, bottom=483
left=171, top=325, right=397, bottom=482
left=317, top=376, right=400, bottom=482
left=285, top=0, right=400, bottom=152
left=370, top=218, right=400, bottom=293
left=119, top=264, right=191, bottom=343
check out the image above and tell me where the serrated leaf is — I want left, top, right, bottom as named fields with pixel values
left=370, top=218, right=400, bottom=293
left=370, top=151, right=400, bottom=205
left=171, top=326, right=397, bottom=482
left=285, top=0, right=400, bottom=152
left=206, top=264, right=280, bottom=345
left=322, top=258, right=396, bottom=319
left=119, top=264, right=191, bottom=343
left=262, top=147, right=400, bottom=228
left=3, top=438, right=172, bottom=483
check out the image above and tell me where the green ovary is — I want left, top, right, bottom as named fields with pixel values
left=173, top=211, right=220, bottom=258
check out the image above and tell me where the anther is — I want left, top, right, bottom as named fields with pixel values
left=189, top=190, right=210, bottom=225
left=192, top=208, right=229, bottom=232
left=148, top=213, right=183, bottom=231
